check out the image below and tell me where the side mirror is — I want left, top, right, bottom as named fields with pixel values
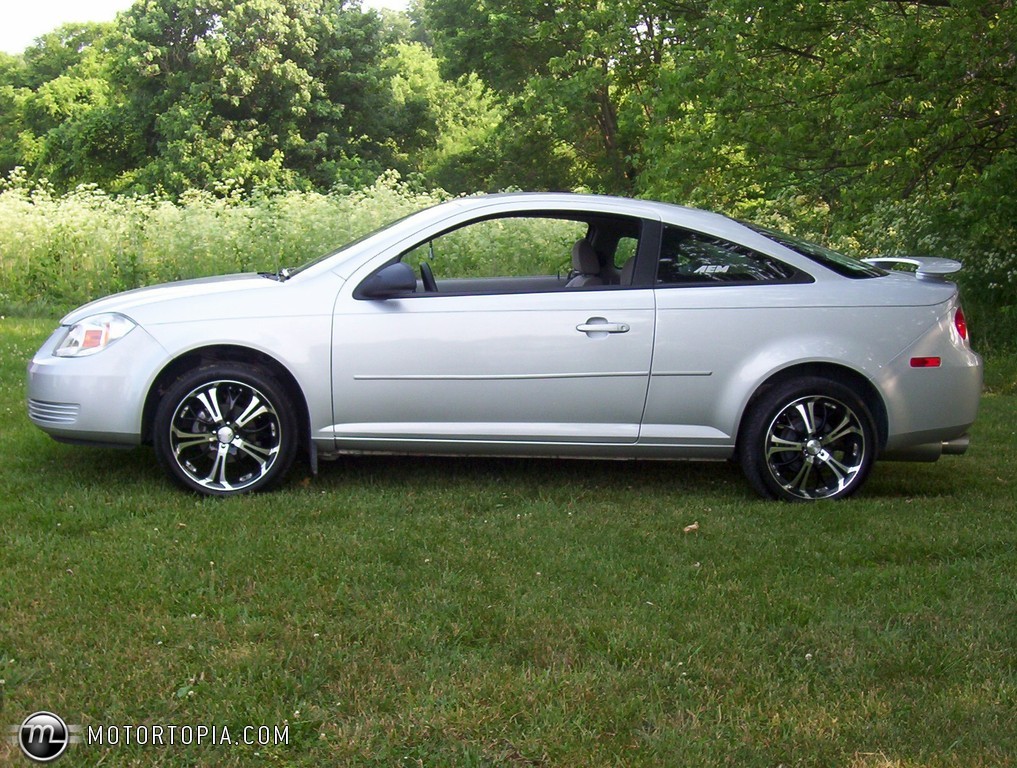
left=356, top=262, right=417, bottom=299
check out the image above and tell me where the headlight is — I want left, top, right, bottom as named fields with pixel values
left=54, top=313, right=137, bottom=358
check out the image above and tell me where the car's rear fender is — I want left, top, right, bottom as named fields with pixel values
left=733, top=359, right=889, bottom=453
left=727, top=297, right=981, bottom=459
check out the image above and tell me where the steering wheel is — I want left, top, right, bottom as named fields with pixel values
left=420, top=261, right=438, bottom=293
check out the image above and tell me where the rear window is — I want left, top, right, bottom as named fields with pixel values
left=747, top=224, right=887, bottom=279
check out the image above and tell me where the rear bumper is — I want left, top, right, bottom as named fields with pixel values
left=879, top=300, right=982, bottom=456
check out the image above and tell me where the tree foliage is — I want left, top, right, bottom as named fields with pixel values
left=423, top=0, right=1016, bottom=326
left=383, top=42, right=504, bottom=192
left=110, top=0, right=402, bottom=193
left=423, top=0, right=1014, bottom=227
left=426, top=0, right=648, bottom=191
left=1, top=1, right=406, bottom=193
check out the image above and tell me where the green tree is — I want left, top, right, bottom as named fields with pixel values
left=106, top=0, right=395, bottom=194
left=631, top=0, right=1016, bottom=336
left=0, top=22, right=140, bottom=189
left=383, top=42, right=503, bottom=192
left=637, top=1, right=1016, bottom=229
left=0, top=53, right=27, bottom=173
left=20, top=23, right=112, bottom=88
left=425, top=0, right=678, bottom=192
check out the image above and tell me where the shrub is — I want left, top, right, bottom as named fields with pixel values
left=0, top=169, right=448, bottom=313
left=846, top=197, right=1017, bottom=352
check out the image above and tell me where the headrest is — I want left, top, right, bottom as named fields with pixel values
left=571, top=239, right=599, bottom=274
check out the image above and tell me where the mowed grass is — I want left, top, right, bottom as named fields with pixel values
left=1, top=316, right=1014, bottom=767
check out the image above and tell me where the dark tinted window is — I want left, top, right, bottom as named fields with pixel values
left=746, top=223, right=887, bottom=279
left=657, top=226, right=800, bottom=285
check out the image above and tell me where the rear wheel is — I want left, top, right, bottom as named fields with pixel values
left=740, top=377, right=876, bottom=501
left=154, top=364, right=297, bottom=496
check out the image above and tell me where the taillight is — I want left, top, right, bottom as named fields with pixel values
left=954, top=307, right=969, bottom=342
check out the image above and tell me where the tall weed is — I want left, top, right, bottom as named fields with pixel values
left=0, top=169, right=448, bottom=314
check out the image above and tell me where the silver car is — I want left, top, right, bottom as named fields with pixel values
left=27, top=193, right=982, bottom=500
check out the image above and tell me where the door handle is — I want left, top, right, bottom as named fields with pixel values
left=576, top=318, right=630, bottom=335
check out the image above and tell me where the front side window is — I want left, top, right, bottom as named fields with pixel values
left=657, top=226, right=801, bottom=285
left=401, top=215, right=586, bottom=280
left=393, top=212, right=644, bottom=294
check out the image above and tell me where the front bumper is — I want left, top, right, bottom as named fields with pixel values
left=26, top=324, right=168, bottom=446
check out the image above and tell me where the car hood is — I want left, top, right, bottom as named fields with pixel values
left=61, top=274, right=275, bottom=325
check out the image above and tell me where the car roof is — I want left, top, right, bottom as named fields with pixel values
left=447, top=192, right=779, bottom=250
left=452, top=191, right=717, bottom=220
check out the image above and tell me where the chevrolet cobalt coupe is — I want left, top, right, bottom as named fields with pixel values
left=27, top=194, right=982, bottom=500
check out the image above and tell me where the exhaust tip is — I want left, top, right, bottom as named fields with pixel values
left=942, top=434, right=970, bottom=456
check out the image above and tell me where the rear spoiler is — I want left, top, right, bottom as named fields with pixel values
left=862, top=256, right=963, bottom=283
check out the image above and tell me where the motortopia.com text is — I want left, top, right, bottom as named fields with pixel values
left=86, top=723, right=289, bottom=747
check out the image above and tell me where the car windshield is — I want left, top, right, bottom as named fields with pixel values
left=284, top=210, right=421, bottom=278
left=747, top=223, right=887, bottom=279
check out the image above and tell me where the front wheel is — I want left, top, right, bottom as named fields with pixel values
left=153, top=364, right=297, bottom=496
left=739, top=377, right=877, bottom=501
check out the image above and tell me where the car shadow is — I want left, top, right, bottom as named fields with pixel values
left=306, top=453, right=750, bottom=499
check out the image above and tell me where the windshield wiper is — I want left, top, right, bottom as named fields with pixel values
left=259, top=267, right=292, bottom=282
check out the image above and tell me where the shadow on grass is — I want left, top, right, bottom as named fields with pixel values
left=25, top=435, right=977, bottom=505
left=310, top=452, right=741, bottom=491
left=307, top=451, right=971, bottom=504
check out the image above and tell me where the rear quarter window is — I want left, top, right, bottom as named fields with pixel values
left=657, top=226, right=803, bottom=285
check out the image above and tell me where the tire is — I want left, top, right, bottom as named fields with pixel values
left=153, top=363, right=297, bottom=496
left=739, top=377, right=877, bottom=501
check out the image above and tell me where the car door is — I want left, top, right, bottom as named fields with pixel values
left=328, top=212, right=657, bottom=451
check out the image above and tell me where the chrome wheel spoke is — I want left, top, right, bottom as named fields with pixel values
left=206, top=443, right=233, bottom=490
left=795, top=401, right=818, bottom=435
left=196, top=387, right=225, bottom=424
left=171, top=427, right=214, bottom=453
left=786, top=456, right=815, bottom=496
left=816, top=451, right=856, bottom=490
left=824, top=414, right=861, bottom=446
left=233, top=437, right=276, bottom=466
left=767, top=434, right=805, bottom=458
left=234, top=396, right=268, bottom=429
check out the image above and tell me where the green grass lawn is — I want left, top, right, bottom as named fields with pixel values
left=1, top=316, right=1014, bottom=766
